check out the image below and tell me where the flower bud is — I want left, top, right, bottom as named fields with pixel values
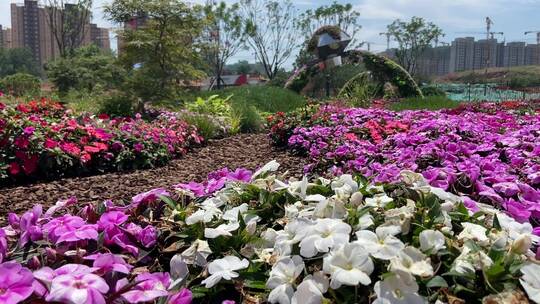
left=511, top=234, right=532, bottom=254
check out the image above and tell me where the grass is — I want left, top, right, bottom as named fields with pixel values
left=437, top=65, right=540, bottom=87
left=389, top=96, right=462, bottom=111
left=171, top=85, right=307, bottom=113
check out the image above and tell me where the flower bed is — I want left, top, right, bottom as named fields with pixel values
left=0, top=99, right=203, bottom=184
left=270, top=103, right=540, bottom=225
left=1, top=161, right=540, bottom=303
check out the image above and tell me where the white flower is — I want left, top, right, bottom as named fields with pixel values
left=331, top=174, right=358, bottom=198
left=355, top=226, right=404, bottom=260
left=365, top=194, right=394, bottom=208
left=350, top=192, right=364, bottom=206
left=291, top=272, right=329, bottom=304
left=312, top=196, right=347, bottom=219
left=299, top=219, right=351, bottom=258
left=266, top=256, right=304, bottom=304
left=186, top=201, right=222, bottom=225
left=201, top=256, right=249, bottom=288
left=512, top=234, right=533, bottom=254
left=204, top=222, right=240, bottom=238
left=287, top=176, right=309, bottom=199
left=274, top=219, right=313, bottom=257
left=498, top=213, right=540, bottom=244
left=384, top=203, right=415, bottom=234
left=323, top=242, right=374, bottom=289
left=253, top=160, right=280, bottom=179
left=389, top=246, right=434, bottom=277
left=419, top=230, right=446, bottom=254
left=373, top=270, right=425, bottom=304
left=222, top=204, right=249, bottom=222
left=520, top=263, right=540, bottom=304
left=452, top=243, right=493, bottom=275
left=457, top=223, right=489, bottom=246
left=357, top=213, right=374, bottom=230
left=181, top=240, right=212, bottom=266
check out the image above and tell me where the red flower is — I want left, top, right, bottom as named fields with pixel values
left=44, top=139, right=59, bottom=149
left=98, top=113, right=110, bottom=120
left=84, top=145, right=101, bottom=154
left=344, top=133, right=358, bottom=141
left=80, top=153, right=91, bottom=164
left=22, top=155, right=38, bottom=175
left=14, top=136, right=30, bottom=149
left=9, top=162, right=20, bottom=176
left=16, top=104, right=30, bottom=113
left=60, top=142, right=81, bottom=156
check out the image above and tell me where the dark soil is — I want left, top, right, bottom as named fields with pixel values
left=0, top=134, right=308, bottom=219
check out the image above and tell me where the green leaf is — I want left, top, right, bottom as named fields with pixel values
left=243, top=280, right=267, bottom=290
left=426, top=276, right=449, bottom=288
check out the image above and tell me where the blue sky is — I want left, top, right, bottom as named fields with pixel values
left=1, top=0, right=540, bottom=66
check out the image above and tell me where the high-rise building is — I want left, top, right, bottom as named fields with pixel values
left=449, top=37, right=474, bottom=73
left=504, top=42, right=526, bottom=67
left=0, top=25, right=8, bottom=49
left=525, top=44, right=540, bottom=65
left=90, top=23, right=111, bottom=51
left=473, top=39, right=497, bottom=70
left=118, top=14, right=148, bottom=55
left=10, top=0, right=110, bottom=66
left=417, top=46, right=451, bottom=77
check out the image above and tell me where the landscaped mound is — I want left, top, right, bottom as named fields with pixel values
left=268, top=102, right=540, bottom=225
left=1, top=161, right=539, bottom=303
left=0, top=99, right=203, bottom=184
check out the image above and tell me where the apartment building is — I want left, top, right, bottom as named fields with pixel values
left=525, top=44, right=540, bottom=65
left=504, top=42, right=526, bottom=67
left=10, top=0, right=110, bottom=66
left=449, top=37, right=475, bottom=73
left=472, top=39, right=498, bottom=70
left=0, top=25, right=9, bottom=49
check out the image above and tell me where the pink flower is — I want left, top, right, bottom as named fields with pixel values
left=46, top=272, right=109, bottom=304
left=227, top=168, right=252, bottom=183
left=56, top=224, right=98, bottom=243
left=121, top=272, right=171, bottom=303
left=44, top=138, right=59, bottom=149
left=169, top=288, right=192, bottom=304
left=23, top=126, right=35, bottom=136
left=0, top=262, right=34, bottom=303
left=131, top=188, right=170, bottom=207
left=19, top=205, right=43, bottom=246
left=133, top=143, right=144, bottom=153
left=175, top=182, right=205, bottom=197
left=98, top=211, right=128, bottom=242
left=0, top=229, right=7, bottom=262
left=61, top=142, right=81, bottom=156
left=138, top=225, right=157, bottom=248
left=85, top=253, right=133, bottom=275
left=42, top=215, right=87, bottom=243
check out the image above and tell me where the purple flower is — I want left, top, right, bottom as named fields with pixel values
left=133, top=142, right=144, bottom=153
left=175, top=182, right=205, bottom=197
left=227, top=168, right=252, bottom=183
left=23, top=126, right=35, bottom=136
left=0, top=262, right=34, bottom=303
left=44, top=197, right=77, bottom=217
left=169, top=288, right=192, bottom=304
left=206, top=178, right=226, bottom=194
left=42, top=214, right=87, bottom=243
left=46, top=271, right=109, bottom=304
left=131, top=188, right=170, bottom=207
left=121, top=272, right=171, bottom=303
left=57, top=224, right=98, bottom=243
left=138, top=225, right=157, bottom=248
left=493, top=182, right=520, bottom=197
left=85, top=253, right=133, bottom=275
left=0, top=229, right=7, bottom=262
left=222, top=301, right=236, bottom=304
left=19, top=205, right=43, bottom=246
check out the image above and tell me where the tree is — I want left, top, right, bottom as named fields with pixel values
left=233, top=60, right=251, bottom=75
left=41, top=0, right=93, bottom=57
left=204, top=2, right=246, bottom=89
left=45, top=45, right=126, bottom=93
left=105, top=0, right=206, bottom=105
left=386, top=17, right=444, bottom=76
left=0, top=48, right=41, bottom=78
left=240, top=0, right=300, bottom=80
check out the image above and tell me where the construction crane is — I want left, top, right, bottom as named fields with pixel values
left=379, top=32, right=391, bottom=50
left=455, top=31, right=504, bottom=40
left=524, top=31, right=540, bottom=44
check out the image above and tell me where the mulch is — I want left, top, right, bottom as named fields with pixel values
left=0, top=134, right=308, bottom=219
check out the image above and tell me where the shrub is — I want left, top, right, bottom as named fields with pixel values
left=389, top=95, right=460, bottom=111
left=1, top=73, right=40, bottom=97
left=0, top=99, right=202, bottom=184
left=421, top=85, right=447, bottom=97
left=98, top=93, right=135, bottom=117
left=232, top=101, right=263, bottom=133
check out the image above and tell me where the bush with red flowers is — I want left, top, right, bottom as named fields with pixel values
left=0, top=99, right=203, bottom=184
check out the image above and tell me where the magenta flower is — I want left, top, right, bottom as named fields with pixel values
left=46, top=272, right=109, bottom=304
left=131, top=188, right=170, bottom=207
left=0, top=229, right=7, bottom=262
left=19, top=204, right=43, bottom=246
left=56, top=224, right=98, bottom=243
left=138, top=225, right=157, bottom=248
left=42, top=214, right=86, bottom=243
left=85, top=253, right=133, bottom=274
left=175, top=182, right=205, bottom=197
left=0, top=262, right=34, bottom=303
left=227, top=168, right=252, bottom=183
left=169, top=288, right=192, bottom=304
left=121, top=272, right=171, bottom=303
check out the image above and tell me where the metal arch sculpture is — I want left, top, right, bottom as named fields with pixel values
left=284, top=49, right=423, bottom=98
